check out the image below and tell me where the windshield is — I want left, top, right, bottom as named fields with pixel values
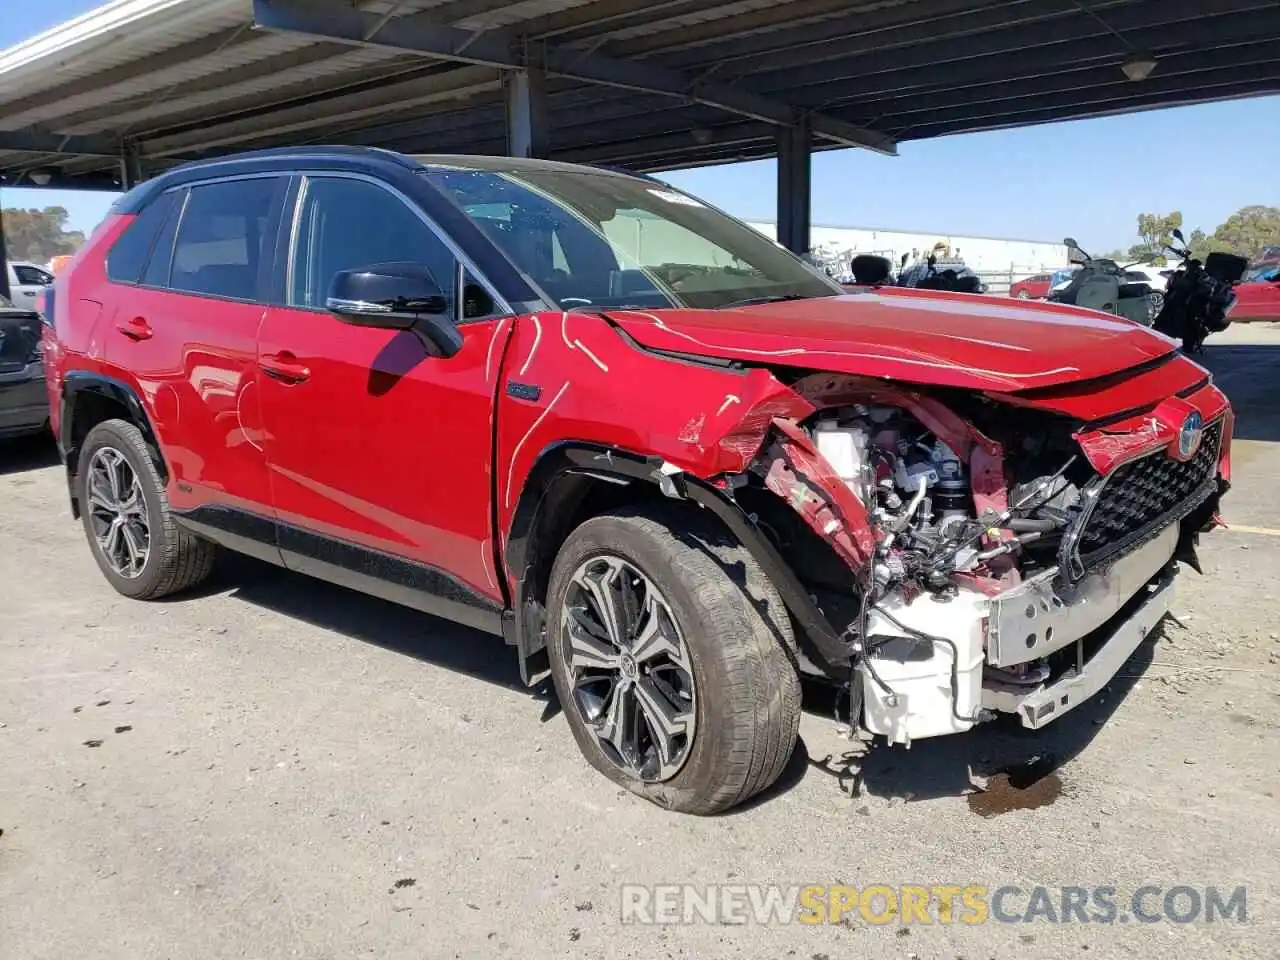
left=420, top=162, right=842, bottom=310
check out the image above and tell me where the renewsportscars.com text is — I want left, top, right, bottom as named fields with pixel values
left=620, top=884, right=1248, bottom=926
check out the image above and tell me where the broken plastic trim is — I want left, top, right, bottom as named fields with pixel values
left=676, top=472, right=855, bottom=680
left=507, top=442, right=853, bottom=681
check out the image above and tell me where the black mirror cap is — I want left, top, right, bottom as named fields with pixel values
left=326, top=262, right=449, bottom=330
left=326, top=262, right=464, bottom=357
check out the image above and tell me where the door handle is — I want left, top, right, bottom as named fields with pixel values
left=259, top=351, right=311, bottom=383
left=116, top=316, right=152, bottom=341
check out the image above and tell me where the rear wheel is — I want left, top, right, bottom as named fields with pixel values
left=546, top=508, right=800, bottom=815
left=1016, top=289, right=1031, bottom=299
left=78, top=419, right=215, bottom=599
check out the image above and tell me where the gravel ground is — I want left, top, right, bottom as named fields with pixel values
left=2, top=327, right=1278, bottom=959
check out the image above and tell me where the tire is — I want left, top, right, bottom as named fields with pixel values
left=546, top=507, right=801, bottom=815
left=1016, top=290, right=1031, bottom=299
left=1147, top=291, right=1164, bottom=324
left=77, top=418, right=215, bottom=600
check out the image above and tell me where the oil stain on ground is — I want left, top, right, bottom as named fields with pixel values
left=967, top=755, right=1063, bottom=818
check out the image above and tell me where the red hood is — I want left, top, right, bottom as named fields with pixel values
left=607, top=290, right=1178, bottom=392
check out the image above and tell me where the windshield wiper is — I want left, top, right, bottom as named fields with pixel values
left=718, top=293, right=815, bottom=309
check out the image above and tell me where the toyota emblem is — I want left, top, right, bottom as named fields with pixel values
left=1178, top=412, right=1204, bottom=459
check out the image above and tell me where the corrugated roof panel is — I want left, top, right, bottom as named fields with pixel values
left=601, top=0, right=785, bottom=42
left=458, top=0, right=598, bottom=30
left=3, top=31, right=319, bottom=129
left=66, top=47, right=417, bottom=136
left=0, top=0, right=251, bottom=102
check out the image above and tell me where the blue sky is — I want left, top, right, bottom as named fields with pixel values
left=4, top=1, right=1278, bottom=250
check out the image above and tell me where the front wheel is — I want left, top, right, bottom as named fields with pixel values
left=1016, top=289, right=1031, bottom=299
left=546, top=509, right=801, bottom=815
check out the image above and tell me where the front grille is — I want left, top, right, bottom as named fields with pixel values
left=1066, top=420, right=1222, bottom=578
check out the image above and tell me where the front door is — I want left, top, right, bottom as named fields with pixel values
left=256, top=174, right=513, bottom=623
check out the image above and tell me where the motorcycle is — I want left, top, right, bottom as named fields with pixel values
left=1151, top=228, right=1249, bottom=353
left=1047, top=239, right=1154, bottom=325
left=848, top=252, right=985, bottom=293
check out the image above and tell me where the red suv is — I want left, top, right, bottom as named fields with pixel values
left=45, top=148, right=1232, bottom=813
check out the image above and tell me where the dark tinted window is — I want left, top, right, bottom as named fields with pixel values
left=171, top=177, right=282, bottom=301
left=289, top=177, right=456, bottom=311
left=13, top=265, right=52, bottom=285
left=142, top=190, right=184, bottom=288
left=106, top=192, right=176, bottom=284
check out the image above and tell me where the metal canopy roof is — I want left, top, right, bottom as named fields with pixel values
left=2, top=0, right=1279, bottom=190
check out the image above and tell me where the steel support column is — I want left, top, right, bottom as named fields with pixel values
left=505, top=68, right=548, bottom=159
left=0, top=201, right=9, bottom=302
left=119, top=141, right=144, bottom=190
left=776, top=118, right=812, bottom=257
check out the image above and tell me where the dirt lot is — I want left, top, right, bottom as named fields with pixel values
left=2, top=326, right=1278, bottom=959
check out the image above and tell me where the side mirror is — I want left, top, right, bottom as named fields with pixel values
left=1063, top=237, right=1078, bottom=250
left=326, top=262, right=462, bottom=358
left=1172, top=228, right=1185, bottom=243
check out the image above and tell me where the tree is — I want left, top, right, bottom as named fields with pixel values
left=1186, top=227, right=1231, bottom=262
left=2, top=206, right=86, bottom=263
left=1129, top=211, right=1184, bottom=264
left=1211, top=205, right=1280, bottom=261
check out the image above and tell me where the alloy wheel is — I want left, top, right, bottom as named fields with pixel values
left=86, top=446, right=151, bottom=579
left=560, top=555, right=697, bottom=782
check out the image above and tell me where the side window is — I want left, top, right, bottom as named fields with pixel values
left=13, top=265, right=53, bottom=285
left=290, top=177, right=456, bottom=313
left=171, top=177, right=283, bottom=301
left=142, top=190, right=184, bottom=288
left=106, top=191, right=176, bottom=284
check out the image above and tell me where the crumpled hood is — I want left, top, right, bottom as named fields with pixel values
left=606, top=290, right=1179, bottom=392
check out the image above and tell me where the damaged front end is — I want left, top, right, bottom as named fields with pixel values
left=684, top=369, right=1231, bottom=746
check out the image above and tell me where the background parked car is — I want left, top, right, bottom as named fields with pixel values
left=0, top=295, right=48, bottom=439
left=6, top=260, right=55, bottom=311
left=1010, top=272, right=1055, bottom=298
left=1121, top=265, right=1176, bottom=317
left=1231, top=265, right=1280, bottom=322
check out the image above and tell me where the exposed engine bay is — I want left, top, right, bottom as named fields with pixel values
left=729, top=377, right=1226, bottom=746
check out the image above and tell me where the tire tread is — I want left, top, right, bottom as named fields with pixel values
left=547, top=506, right=801, bottom=815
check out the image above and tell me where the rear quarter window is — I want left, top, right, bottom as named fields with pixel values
left=106, top=192, right=177, bottom=284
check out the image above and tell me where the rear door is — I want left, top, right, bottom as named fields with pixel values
left=256, top=173, right=513, bottom=617
left=103, top=175, right=288, bottom=539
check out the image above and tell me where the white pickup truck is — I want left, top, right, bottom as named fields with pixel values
left=5, top=260, right=55, bottom=310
